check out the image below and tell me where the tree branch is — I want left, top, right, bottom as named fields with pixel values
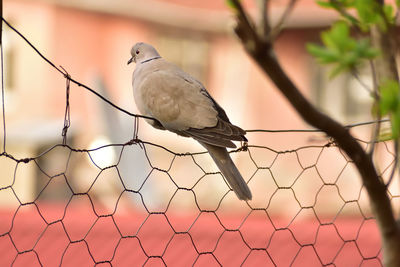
left=230, top=0, right=400, bottom=265
left=256, top=0, right=270, bottom=38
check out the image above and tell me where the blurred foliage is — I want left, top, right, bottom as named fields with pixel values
left=306, top=21, right=378, bottom=78
left=309, top=0, right=396, bottom=78
left=225, top=0, right=240, bottom=10
left=309, top=0, right=400, bottom=140
left=317, top=0, right=395, bottom=31
left=379, top=80, right=400, bottom=139
left=226, top=0, right=400, bottom=141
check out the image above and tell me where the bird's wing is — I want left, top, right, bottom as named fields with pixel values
left=137, top=62, right=246, bottom=148
left=182, top=119, right=246, bottom=148
left=138, top=67, right=218, bottom=129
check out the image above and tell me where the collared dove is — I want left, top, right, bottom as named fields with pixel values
left=128, top=42, right=252, bottom=201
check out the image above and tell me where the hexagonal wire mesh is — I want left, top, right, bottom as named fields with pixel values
left=0, top=18, right=397, bottom=266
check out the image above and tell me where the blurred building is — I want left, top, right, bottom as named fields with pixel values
left=0, top=0, right=380, bottom=213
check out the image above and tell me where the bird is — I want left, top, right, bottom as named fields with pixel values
left=128, top=42, right=252, bottom=201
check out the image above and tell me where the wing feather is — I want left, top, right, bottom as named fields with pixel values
left=137, top=60, right=247, bottom=148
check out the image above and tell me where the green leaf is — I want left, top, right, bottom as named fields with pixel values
left=383, top=4, right=395, bottom=24
left=393, top=109, right=400, bottom=139
left=378, top=128, right=395, bottom=141
left=316, top=0, right=337, bottom=8
left=307, top=21, right=378, bottom=77
left=316, top=0, right=391, bottom=31
left=355, top=0, right=379, bottom=22
left=379, top=80, right=400, bottom=115
left=225, top=0, right=239, bottom=10
left=354, top=0, right=388, bottom=31
left=329, top=64, right=348, bottom=78
left=321, top=21, right=352, bottom=50
left=317, top=0, right=355, bottom=8
left=307, top=44, right=339, bottom=63
left=379, top=80, right=400, bottom=139
left=317, top=1, right=332, bottom=8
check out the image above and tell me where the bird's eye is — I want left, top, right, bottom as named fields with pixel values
left=136, top=50, right=140, bottom=55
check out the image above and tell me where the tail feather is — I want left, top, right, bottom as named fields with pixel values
left=200, top=142, right=252, bottom=201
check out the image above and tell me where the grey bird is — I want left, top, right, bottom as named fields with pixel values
left=128, top=42, right=252, bottom=201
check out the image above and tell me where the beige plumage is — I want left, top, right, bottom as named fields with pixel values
left=128, top=42, right=252, bottom=200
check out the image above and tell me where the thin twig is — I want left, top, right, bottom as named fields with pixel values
left=368, top=59, right=382, bottom=157
left=257, top=0, right=270, bottom=37
left=270, top=0, right=298, bottom=40
left=386, top=139, right=398, bottom=188
left=230, top=0, right=261, bottom=51
left=330, top=0, right=360, bottom=30
left=351, top=69, right=374, bottom=95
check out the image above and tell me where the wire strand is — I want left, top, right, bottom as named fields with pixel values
left=0, top=15, right=393, bottom=266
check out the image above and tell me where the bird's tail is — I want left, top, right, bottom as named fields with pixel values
left=201, top=142, right=252, bottom=201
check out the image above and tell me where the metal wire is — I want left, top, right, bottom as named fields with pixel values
left=0, top=17, right=394, bottom=266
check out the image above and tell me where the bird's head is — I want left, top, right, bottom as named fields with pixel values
left=128, top=42, right=160, bottom=65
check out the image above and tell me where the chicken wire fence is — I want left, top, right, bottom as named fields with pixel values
left=0, top=18, right=398, bottom=267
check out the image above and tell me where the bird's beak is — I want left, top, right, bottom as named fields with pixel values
left=127, top=57, right=133, bottom=65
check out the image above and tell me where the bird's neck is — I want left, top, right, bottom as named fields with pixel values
left=140, top=56, right=161, bottom=64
